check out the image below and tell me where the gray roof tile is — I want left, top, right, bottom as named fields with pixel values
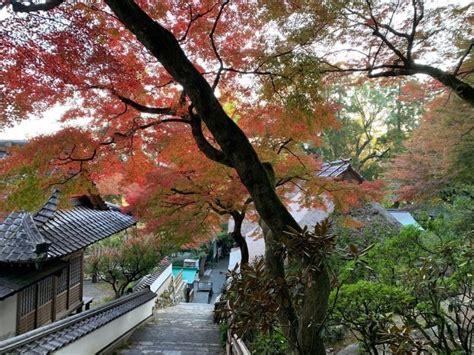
left=318, top=158, right=364, bottom=182
left=0, top=289, right=155, bottom=354
left=0, top=213, right=50, bottom=263
left=133, top=257, right=171, bottom=292
left=0, top=191, right=136, bottom=264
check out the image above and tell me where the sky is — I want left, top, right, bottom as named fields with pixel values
left=0, top=106, right=67, bottom=140
left=0, top=0, right=471, bottom=140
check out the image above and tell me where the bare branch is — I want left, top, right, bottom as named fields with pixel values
left=179, top=2, right=219, bottom=42
left=365, top=0, right=408, bottom=64
left=210, top=0, right=229, bottom=90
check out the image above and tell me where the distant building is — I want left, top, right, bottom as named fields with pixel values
left=0, top=190, right=135, bottom=340
left=228, top=159, right=365, bottom=269
left=318, top=158, right=364, bottom=183
left=0, top=140, right=27, bottom=159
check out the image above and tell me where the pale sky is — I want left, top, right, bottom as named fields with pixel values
left=0, top=106, right=67, bottom=140
left=0, top=0, right=471, bottom=141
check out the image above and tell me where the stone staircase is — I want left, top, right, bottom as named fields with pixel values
left=118, top=303, right=224, bottom=354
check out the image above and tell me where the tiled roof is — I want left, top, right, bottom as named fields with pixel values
left=317, top=158, right=364, bottom=182
left=0, top=213, right=51, bottom=263
left=33, top=189, right=60, bottom=227
left=0, top=191, right=136, bottom=263
left=133, top=257, right=171, bottom=292
left=318, top=158, right=353, bottom=178
left=0, top=289, right=156, bottom=354
left=39, top=207, right=135, bottom=259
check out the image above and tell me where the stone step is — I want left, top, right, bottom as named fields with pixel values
left=156, top=306, right=214, bottom=313
left=123, top=341, right=223, bottom=349
left=120, top=348, right=223, bottom=355
left=155, top=313, right=213, bottom=323
left=117, top=302, right=222, bottom=355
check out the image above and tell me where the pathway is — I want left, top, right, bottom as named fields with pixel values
left=192, top=256, right=229, bottom=304
left=82, top=280, right=115, bottom=307
left=118, top=303, right=223, bottom=355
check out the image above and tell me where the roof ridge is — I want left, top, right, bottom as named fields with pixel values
left=33, top=189, right=61, bottom=227
left=1, top=191, right=135, bottom=263
left=0, top=212, right=50, bottom=263
left=21, top=213, right=50, bottom=254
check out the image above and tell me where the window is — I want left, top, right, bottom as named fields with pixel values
left=19, top=285, right=36, bottom=317
left=37, top=276, right=53, bottom=306
left=69, top=256, right=81, bottom=286
left=56, top=267, right=68, bottom=294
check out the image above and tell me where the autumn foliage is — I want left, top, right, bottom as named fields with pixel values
left=1, top=1, right=470, bottom=353
left=0, top=1, right=380, bottom=246
left=387, top=96, right=474, bottom=201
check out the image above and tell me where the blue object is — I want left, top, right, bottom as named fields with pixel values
left=173, top=267, right=198, bottom=284
left=387, top=210, right=423, bottom=230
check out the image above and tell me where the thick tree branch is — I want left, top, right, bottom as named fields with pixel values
left=188, top=109, right=233, bottom=168
left=338, top=1, right=474, bottom=105
left=9, top=0, right=64, bottom=12
left=229, top=210, right=249, bottom=265
left=116, top=95, right=177, bottom=115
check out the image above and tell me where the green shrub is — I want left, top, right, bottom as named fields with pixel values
left=331, top=281, right=413, bottom=354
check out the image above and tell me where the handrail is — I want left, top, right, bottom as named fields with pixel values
left=214, top=295, right=250, bottom=355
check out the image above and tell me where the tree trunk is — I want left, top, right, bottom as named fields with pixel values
left=297, top=265, right=330, bottom=354
left=260, top=219, right=300, bottom=352
left=260, top=164, right=329, bottom=354
left=103, top=1, right=331, bottom=353
left=230, top=211, right=249, bottom=265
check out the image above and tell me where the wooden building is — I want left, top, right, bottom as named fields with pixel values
left=0, top=190, right=135, bottom=340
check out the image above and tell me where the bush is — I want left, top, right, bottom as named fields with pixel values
left=331, top=281, right=413, bottom=354
left=332, top=195, right=473, bottom=353
left=249, top=330, right=288, bottom=355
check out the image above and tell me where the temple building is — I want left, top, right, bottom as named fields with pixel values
left=0, top=190, right=135, bottom=340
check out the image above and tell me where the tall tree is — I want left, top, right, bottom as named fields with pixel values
left=316, top=80, right=425, bottom=179
left=258, top=0, right=473, bottom=104
left=0, top=1, right=371, bottom=353
left=387, top=95, right=474, bottom=202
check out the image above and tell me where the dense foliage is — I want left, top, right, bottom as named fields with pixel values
left=316, top=81, right=426, bottom=179
left=329, top=196, right=473, bottom=353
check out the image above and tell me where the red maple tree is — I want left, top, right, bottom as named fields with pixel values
left=387, top=96, right=474, bottom=202
left=1, top=2, right=382, bottom=353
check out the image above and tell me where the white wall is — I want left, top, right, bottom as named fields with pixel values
left=246, top=232, right=265, bottom=262
left=150, top=264, right=172, bottom=294
left=228, top=192, right=333, bottom=268
left=228, top=247, right=241, bottom=270
left=0, top=295, right=17, bottom=341
left=55, top=298, right=156, bottom=355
